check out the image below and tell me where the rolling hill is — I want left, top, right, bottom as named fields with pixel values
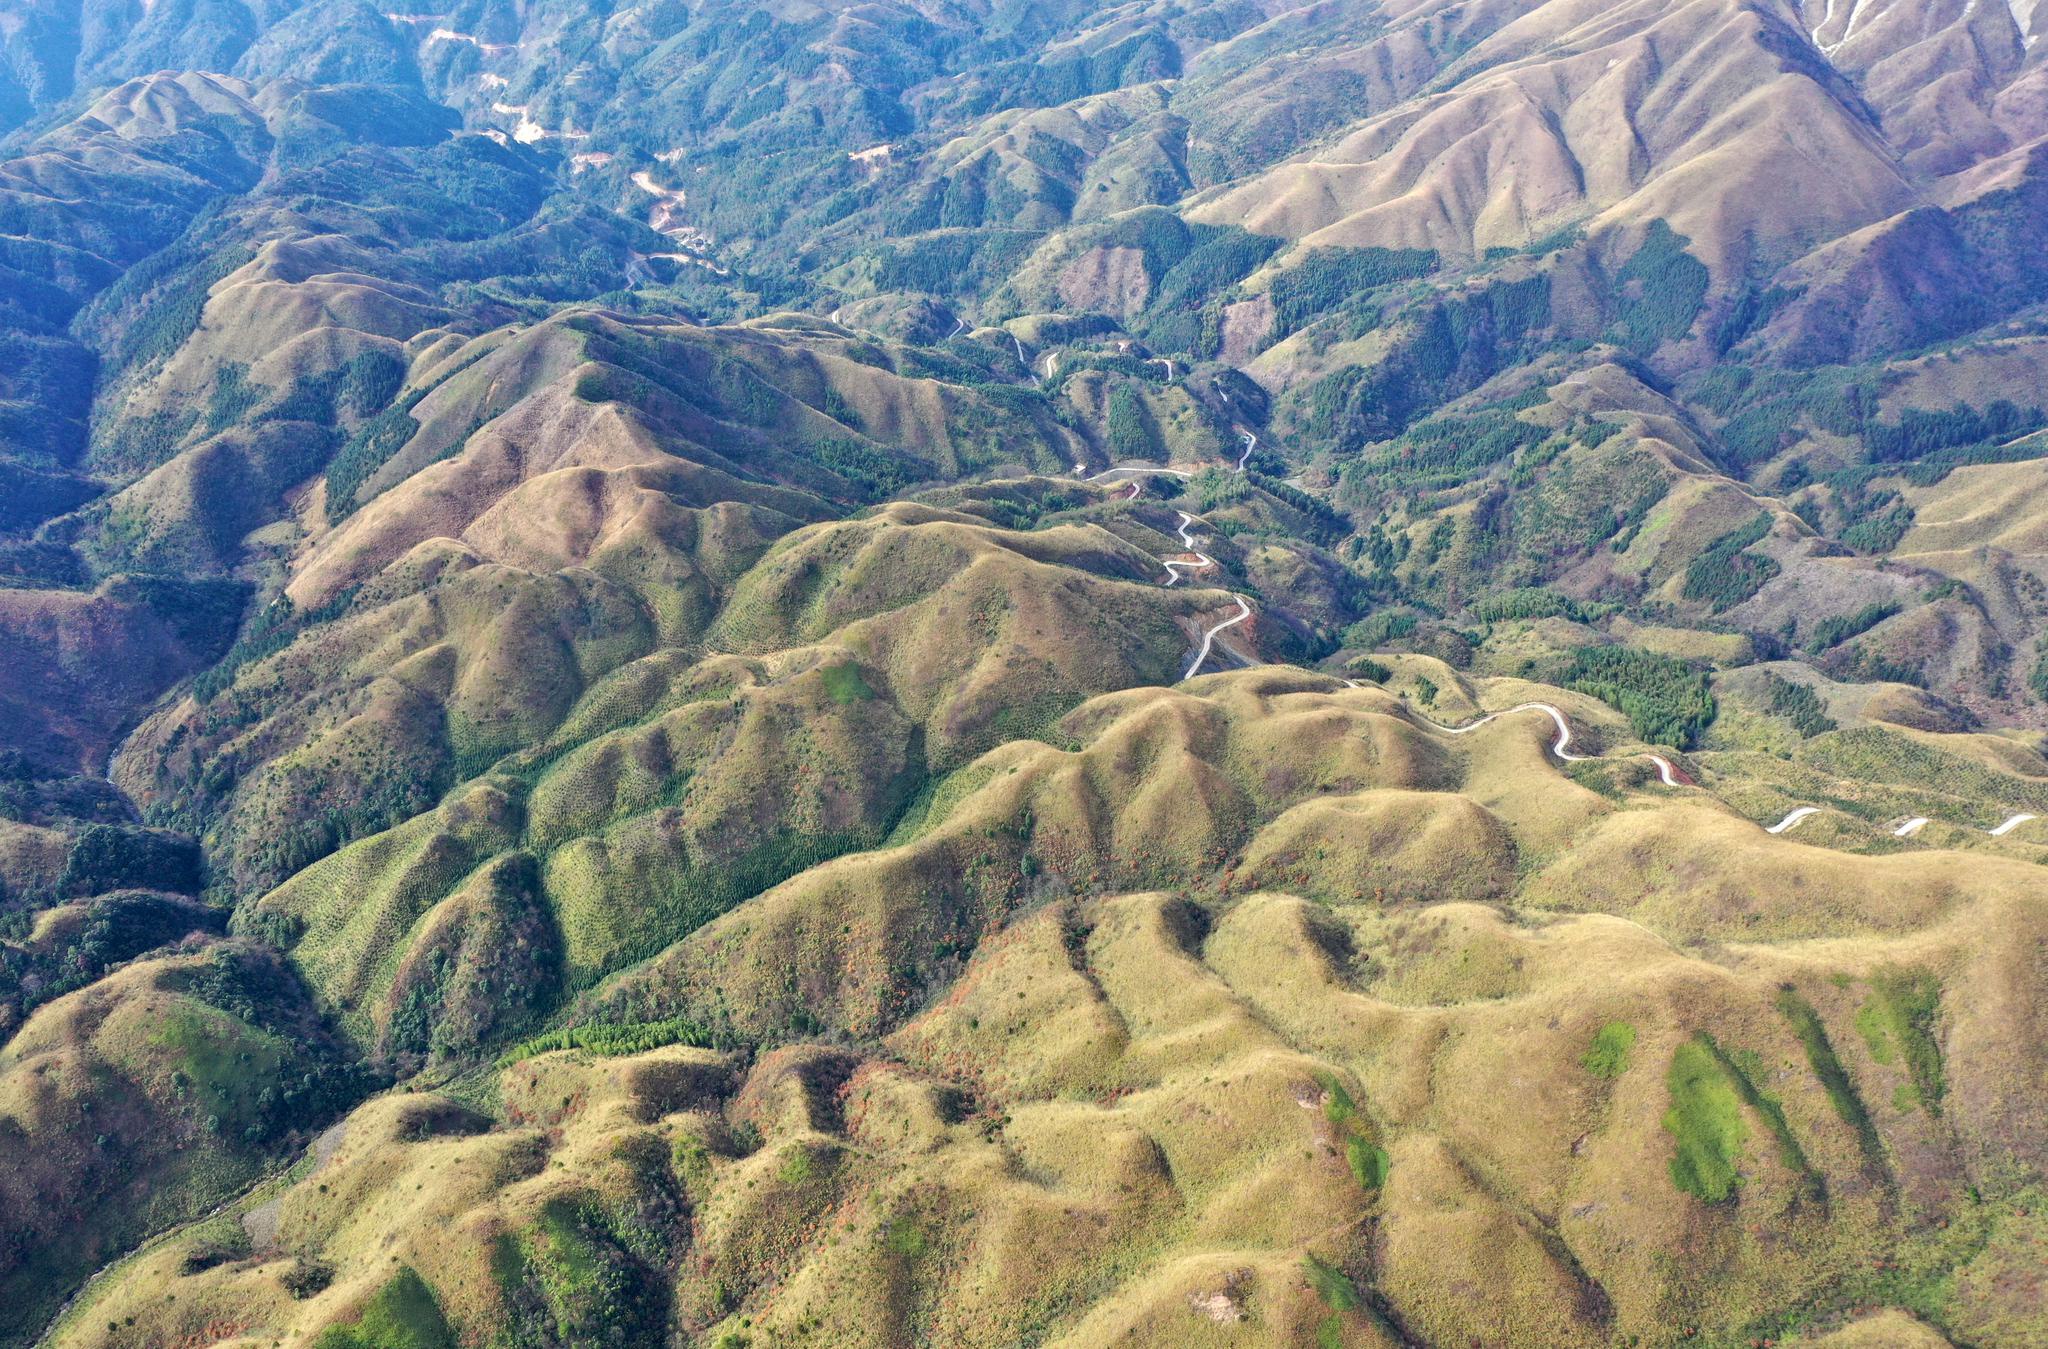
left=2, top=0, right=2047, bottom=1345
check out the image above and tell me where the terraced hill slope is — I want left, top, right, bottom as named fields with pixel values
left=3, top=0, right=2048, bottom=1345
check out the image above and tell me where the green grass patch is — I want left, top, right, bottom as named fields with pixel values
left=1304, top=1253, right=1362, bottom=1312
left=1315, top=1074, right=1389, bottom=1190
left=487, top=1233, right=527, bottom=1302
left=1344, top=1137, right=1391, bottom=1190
left=819, top=661, right=875, bottom=704
left=777, top=1145, right=832, bottom=1187
left=1855, top=969, right=1946, bottom=1116
left=518, top=1198, right=665, bottom=1345
left=144, top=1003, right=286, bottom=1127
left=310, top=1267, right=454, bottom=1349
left=1317, top=1072, right=1358, bottom=1126
left=1582, top=1021, right=1637, bottom=1079
left=884, top=1219, right=928, bottom=1259
left=1663, top=1037, right=1748, bottom=1203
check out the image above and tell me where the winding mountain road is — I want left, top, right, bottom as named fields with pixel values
left=1113, top=473, right=2039, bottom=844
left=1405, top=704, right=2032, bottom=838
left=1159, top=506, right=1246, bottom=673
left=1161, top=511, right=1217, bottom=587
left=1414, top=701, right=1589, bottom=760
left=1408, top=702, right=1700, bottom=787
left=1409, top=703, right=2044, bottom=838
left=1184, top=597, right=1253, bottom=680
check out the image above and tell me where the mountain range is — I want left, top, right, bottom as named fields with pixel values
left=2, top=1, right=2047, bottom=1345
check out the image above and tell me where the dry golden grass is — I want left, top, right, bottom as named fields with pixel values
left=1801, top=1311, right=1956, bottom=1347
left=50, top=763, right=2048, bottom=1347
left=1188, top=0, right=1917, bottom=271
left=51, top=539, right=2048, bottom=1343
left=1900, top=457, right=2048, bottom=556
left=35, top=438, right=2048, bottom=1349
left=18, top=7, right=2048, bottom=1343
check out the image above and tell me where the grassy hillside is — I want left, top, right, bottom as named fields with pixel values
left=5, top=0, right=2048, bottom=1343
left=36, top=669, right=2048, bottom=1348
left=0, top=940, right=362, bottom=1343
